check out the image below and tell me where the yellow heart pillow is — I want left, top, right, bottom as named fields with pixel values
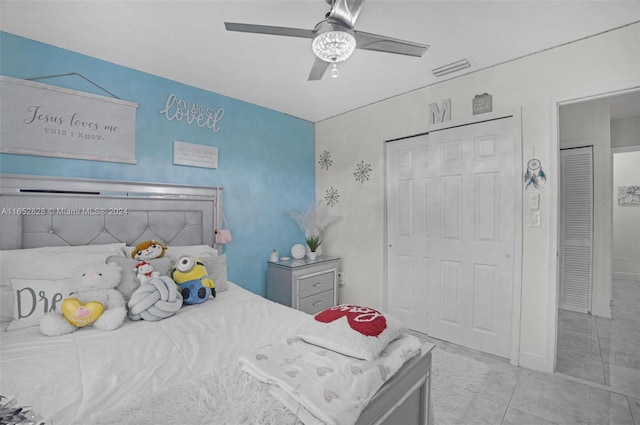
left=62, top=298, right=105, bottom=328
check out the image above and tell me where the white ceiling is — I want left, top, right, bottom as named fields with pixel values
left=1, top=1, right=639, bottom=123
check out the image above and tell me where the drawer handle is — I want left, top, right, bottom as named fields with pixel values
left=312, top=282, right=324, bottom=287
left=312, top=300, right=324, bottom=306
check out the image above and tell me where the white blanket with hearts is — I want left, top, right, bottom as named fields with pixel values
left=239, top=334, right=422, bottom=425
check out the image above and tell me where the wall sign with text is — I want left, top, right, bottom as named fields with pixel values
left=160, top=93, right=224, bottom=133
left=0, top=76, right=138, bottom=164
left=173, top=140, right=218, bottom=169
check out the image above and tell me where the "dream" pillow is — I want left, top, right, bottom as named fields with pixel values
left=0, top=243, right=126, bottom=328
left=6, top=278, right=74, bottom=331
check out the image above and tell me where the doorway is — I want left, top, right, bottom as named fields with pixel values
left=555, top=89, right=640, bottom=398
left=385, top=115, right=521, bottom=360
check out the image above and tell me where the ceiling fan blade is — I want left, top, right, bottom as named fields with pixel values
left=308, top=57, right=331, bottom=81
left=354, top=31, right=429, bottom=57
left=329, top=0, right=365, bottom=28
left=225, top=22, right=316, bottom=39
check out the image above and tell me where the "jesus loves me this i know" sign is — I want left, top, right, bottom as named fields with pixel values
left=1, top=76, right=138, bottom=164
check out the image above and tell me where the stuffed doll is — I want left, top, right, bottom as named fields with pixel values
left=134, top=260, right=160, bottom=285
left=131, top=240, right=167, bottom=261
left=40, top=262, right=126, bottom=336
left=172, top=255, right=216, bottom=305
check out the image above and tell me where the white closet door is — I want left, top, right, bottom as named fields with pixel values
left=559, top=147, right=593, bottom=313
left=427, top=118, right=516, bottom=358
left=386, top=134, right=431, bottom=334
left=386, top=117, right=517, bottom=358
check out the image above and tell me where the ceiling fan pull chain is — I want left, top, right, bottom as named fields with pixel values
left=331, top=63, right=340, bottom=78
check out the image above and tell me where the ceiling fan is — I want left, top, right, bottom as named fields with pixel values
left=225, top=0, right=429, bottom=80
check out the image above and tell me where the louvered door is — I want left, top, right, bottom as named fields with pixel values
left=560, top=147, right=594, bottom=313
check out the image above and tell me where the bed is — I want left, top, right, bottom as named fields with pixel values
left=0, top=174, right=433, bottom=425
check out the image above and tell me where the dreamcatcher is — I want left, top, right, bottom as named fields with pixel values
left=524, top=155, right=546, bottom=190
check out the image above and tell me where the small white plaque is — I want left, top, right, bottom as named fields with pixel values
left=173, top=141, right=218, bottom=169
left=472, top=93, right=493, bottom=115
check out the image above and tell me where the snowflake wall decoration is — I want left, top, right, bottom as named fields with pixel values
left=324, top=186, right=339, bottom=207
left=354, top=161, right=372, bottom=184
left=318, top=150, right=333, bottom=171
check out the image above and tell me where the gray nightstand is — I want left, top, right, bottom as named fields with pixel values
left=266, top=256, right=340, bottom=314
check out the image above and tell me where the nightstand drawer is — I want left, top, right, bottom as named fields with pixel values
left=299, top=289, right=334, bottom=315
left=266, top=256, right=339, bottom=314
left=298, top=271, right=334, bottom=298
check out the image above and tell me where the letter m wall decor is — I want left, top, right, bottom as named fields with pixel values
left=0, top=76, right=138, bottom=164
left=429, top=98, right=452, bottom=125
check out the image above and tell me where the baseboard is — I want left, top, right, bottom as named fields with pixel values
left=613, top=271, right=640, bottom=281
left=519, top=351, right=547, bottom=372
left=592, top=302, right=612, bottom=319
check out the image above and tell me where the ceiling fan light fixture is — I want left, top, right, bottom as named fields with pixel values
left=312, top=30, right=356, bottom=63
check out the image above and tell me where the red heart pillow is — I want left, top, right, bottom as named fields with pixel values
left=297, top=304, right=407, bottom=360
left=315, top=305, right=387, bottom=337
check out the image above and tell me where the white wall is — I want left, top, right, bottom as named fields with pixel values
left=316, top=23, right=640, bottom=372
left=613, top=146, right=640, bottom=281
left=612, top=117, right=640, bottom=280
left=559, top=99, right=612, bottom=319
left=612, top=116, right=640, bottom=149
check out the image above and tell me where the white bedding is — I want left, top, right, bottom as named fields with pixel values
left=240, top=334, right=422, bottom=425
left=0, top=282, right=312, bottom=424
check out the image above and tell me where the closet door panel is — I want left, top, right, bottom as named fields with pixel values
left=560, top=147, right=594, bottom=313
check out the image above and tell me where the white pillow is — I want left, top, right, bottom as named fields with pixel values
left=124, top=244, right=218, bottom=260
left=296, top=305, right=407, bottom=361
left=6, top=278, right=74, bottom=331
left=164, top=245, right=218, bottom=260
left=198, top=254, right=228, bottom=292
left=0, top=243, right=126, bottom=325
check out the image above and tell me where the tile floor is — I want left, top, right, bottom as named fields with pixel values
left=420, top=279, right=640, bottom=424
left=556, top=279, right=640, bottom=399
left=425, top=335, right=639, bottom=425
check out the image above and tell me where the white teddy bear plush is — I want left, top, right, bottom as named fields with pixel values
left=40, top=262, right=126, bottom=336
left=134, top=260, right=160, bottom=285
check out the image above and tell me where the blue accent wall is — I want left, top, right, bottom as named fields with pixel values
left=0, top=31, right=315, bottom=296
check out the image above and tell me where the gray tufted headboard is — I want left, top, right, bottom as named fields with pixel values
left=0, top=175, right=221, bottom=250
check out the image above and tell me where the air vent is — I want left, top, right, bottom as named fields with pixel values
left=432, top=59, right=471, bottom=77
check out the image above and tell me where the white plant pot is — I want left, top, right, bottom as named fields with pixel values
left=307, top=251, right=317, bottom=260
left=306, top=245, right=322, bottom=256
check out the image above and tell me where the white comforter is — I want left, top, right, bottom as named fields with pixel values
left=0, top=283, right=311, bottom=424
left=240, top=334, right=422, bottom=425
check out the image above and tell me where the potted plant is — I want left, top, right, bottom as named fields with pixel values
left=305, top=235, right=322, bottom=260
left=286, top=200, right=342, bottom=258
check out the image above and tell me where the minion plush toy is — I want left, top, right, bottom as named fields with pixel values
left=172, top=255, right=215, bottom=305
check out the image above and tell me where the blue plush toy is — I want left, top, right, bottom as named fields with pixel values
left=172, top=255, right=216, bottom=305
